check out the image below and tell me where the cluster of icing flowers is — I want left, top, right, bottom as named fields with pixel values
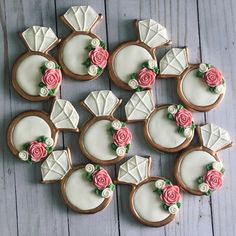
left=154, top=179, right=181, bottom=214
left=196, top=63, right=225, bottom=94
left=167, top=104, right=195, bottom=137
left=83, top=38, right=109, bottom=76
left=18, top=136, right=54, bottom=163
left=39, top=61, right=62, bottom=97
left=109, top=120, right=132, bottom=156
left=128, top=59, right=159, bottom=91
left=197, top=161, right=224, bottom=195
left=85, top=164, right=115, bottom=198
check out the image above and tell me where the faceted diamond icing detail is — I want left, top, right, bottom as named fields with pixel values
left=84, top=90, right=119, bottom=116
left=200, top=124, right=232, bottom=152
left=50, top=99, right=79, bottom=130
left=63, top=6, right=99, bottom=31
left=22, top=26, right=58, bottom=52
left=118, top=155, right=149, bottom=185
left=41, top=150, right=71, bottom=182
left=138, top=19, right=169, bottom=48
left=125, top=90, right=155, bottom=121
left=160, top=48, right=189, bottom=75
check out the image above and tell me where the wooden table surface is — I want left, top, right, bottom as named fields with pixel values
left=0, top=0, right=236, bottom=235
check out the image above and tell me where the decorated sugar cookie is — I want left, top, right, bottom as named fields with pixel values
left=12, top=26, right=62, bottom=101
left=108, top=19, right=170, bottom=90
left=58, top=6, right=109, bottom=81
left=175, top=124, right=233, bottom=195
left=115, top=156, right=181, bottom=227
left=158, top=48, right=226, bottom=111
left=125, top=90, right=195, bottom=153
left=7, top=99, right=79, bottom=163
left=79, top=90, right=132, bottom=165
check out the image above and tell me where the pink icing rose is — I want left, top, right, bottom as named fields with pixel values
left=41, top=69, right=62, bottom=89
left=175, top=108, right=193, bottom=128
left=92, top=169, right=112, bottom=190
left=137, top=68, right=156, bottom=88
left=160, top=185, right=181, bottom=206
left=113, top=127, right=132, bottom=147
left=203, top=67, right=223, bottom=87
left=89, top=47, right=109, bottom=69
left=28, top=141, right=48, bottom=162
left=204, top=170, right=223, bottom=191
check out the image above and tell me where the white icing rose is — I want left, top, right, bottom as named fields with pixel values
left=212, top=161, right=223, bottom=172
left=85, top=164, right=95, bottom=173
left=111, top=120, right=122, bottom=130
left=215, top=84, right=225, bottom=94
left=91, top=38, right=100, bottom=48
left=199, top=63, right=208, bottom=73
left=39, top=87, right=49, bottom=97
left=155, top=179, right=166, bottom=189
left=88, top=65, right=98, bottom=76
left=183, top=128, right=193, bottom=138
left=116, top=147, right=126, bottom=157
left=168, top=204, right=179, bottom=214
left=45, top=137, right=54, bottom=147
left=101, top=188, right=113, bottom=198
left=167, top=105, right=177, bottom=115
left=199, top=183, right=209, bottom=193
left=147, top=59, right=157, bottom=69
left=44, top=61, right=56, bottom=69
left=128, top=79, right=139, bottom=89
left=18, top=150, right=29, bottom=161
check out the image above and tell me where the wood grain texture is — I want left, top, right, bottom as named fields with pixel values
left=0, top=0, right=235, bottom=235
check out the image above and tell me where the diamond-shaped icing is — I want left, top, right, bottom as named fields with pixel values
left=22, top=26, right=58, bottom=52
left=160, top=48, right=189, bottom=75
left=138, top=19, right=169, bottom=48
left=63, top=6, right=99, bottom=31
left=200, top=124, right=232, bottom=152
left=84, top=90, right=120, bottom=116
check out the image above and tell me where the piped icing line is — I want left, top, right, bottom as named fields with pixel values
left=18, top=136, right=54, bottom=163
left=167, top=104, right=195, bottom=137
left=153, top=179, right=181, bottom=214
left=82, top=39, right=109, bottom=76
left=39, top=61, right=62, bottom=97
left=85, top=164, right=115, bottom=198
left=109, top=120, right=132, bottom=156
left=196, top=63, right=225, bottom=94
left=197, top=161, right=224, bottom=196
left=128, top=59, right=159, bottom=91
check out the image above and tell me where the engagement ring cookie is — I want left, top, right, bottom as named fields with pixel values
left=175, top=124, right=233, bottom=195
left=108, top=19, right=170, bottom=90
left=59, top=6, right=109, bottom=81
left=7, top=99, right=79, bottom=163
left=115, top=156, right=181, bottom=227
left=125, top=90, right=195, bottom=153
left=12, top=26, right=62, bottom=101
left=41, top=148, right=115, bottom=213
left=79, top=90, right=132, bottom=165
left=159, top=48, right=226, bottom=111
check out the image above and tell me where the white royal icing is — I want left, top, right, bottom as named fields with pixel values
left=200, top=124, right=231, bottom=152
left=83, top=120, right=117, bottom=161
left=84, top=90, right=119, bottom=116
left=180, top=150, right=216, bottom=190
left=113, top=45, right=153, bottom=84
left=12, top=116, right=52, bottom=151
left=62, top=34, right=93, bottom=75
left=65, top=168, right=105, bottom=211
left=125, top=90, right=155, bottom=121
left=147, top=107, right=187, bottom=148
left=22, top=26, right=58, bottom=52
left=117, top=156, right=149, bottom=185
left=41, top=150, right=71, bottom=182
left=133, top=181, right=171, bottom=222
left=182, top=68, right=222, bottom=106
left=16, top=55, right=48, bottom=96
left=63, top=6, right=99, bottom=31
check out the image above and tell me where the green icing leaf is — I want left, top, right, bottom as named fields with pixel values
left=85, top=44, right=94, bottom=51
left=100, top=41, right=107, bottom=50
left=191, top=122, right=196, bottom=129
left=37, top=136, right=46, bottom=142
left=135, top=87, right=144, bottom=92
left=82, top=58, right=91, bottom=68
left=206, top=63, right=211, bottom=68
left=121, top=122, right=126, bottom=127
left=163, top=204, right=169, bottom=210
left=48, top=89, right=55, bottom=96
left=176, top=104, right=184, bottom=111
left=86, top=172, right=93, bottom=182
left=205, top=190, right=211, bottom=196
left=126, top=144, right=131, bottom=153
left=165, top=179, right=172, bottom=185
left=167, top=113, right=174, bottom=120
left=22, top=143, right=30, bottom=151
left=95, top=188, right=102, bottom=195
left=95, top=165, right=101, bottom=171
left=38, top=82, right=45, bottom=88
left=97, top=67, right=103, bottom=75
left=55, top=64, right=61, bottom=69
left=130, top=73, right=137, bottom=80
left=142, top=61, right=149, bottom=68
left=46, top=146, right=53, bottom=154
left=40, top=66, right=46, bottom=75
left=111, top=143, right=117, bottom=151
left=27, top=156, right=32, bottom=164
left=197, top=176, right=204, bottom=184
left=177, top=127, right=185, bottom=134
left=196, top=70, right=203, bottom=78
left=109, top=127, right=116, bottom=135
left=206, top=164, right=212, bottom=171
left=153, top=67, right=159, bottom=74
left=153, top=188, right=163, bottom=196
left=109, top=183, right=115, bottom=191
left=177, top=202, right=181, bottom=208
left=209, top=87, right=216, bottom=93
left=221, top=168, right=225, bottom=174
